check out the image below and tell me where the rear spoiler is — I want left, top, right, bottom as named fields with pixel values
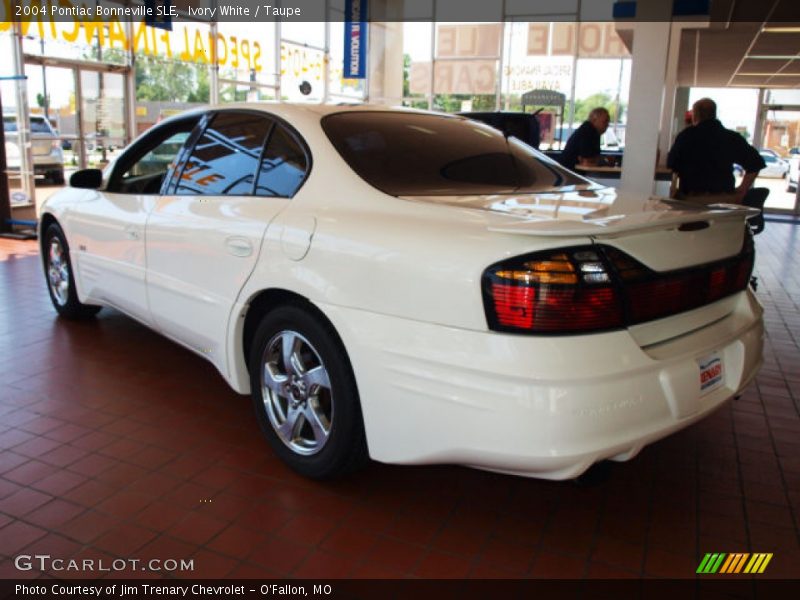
left=487, top=202, right=759, bottom=239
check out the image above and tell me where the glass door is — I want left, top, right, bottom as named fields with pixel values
left=25, top=64, right=78, bottom=182
left=760, top=105, right=800, bottom=213
left=79, top=70, right=127, bottom=170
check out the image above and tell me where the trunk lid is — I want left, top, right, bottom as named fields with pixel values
left=31, top=136, right=54, bottom=157
left=404, top=188, right=758, bottom=271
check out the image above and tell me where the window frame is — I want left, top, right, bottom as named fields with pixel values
left=166, top=109, right=313, bottom=199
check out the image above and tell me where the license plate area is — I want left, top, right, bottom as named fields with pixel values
left=698, top=352, right=724, bottom=396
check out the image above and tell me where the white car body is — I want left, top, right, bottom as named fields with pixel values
left=39, top=104, right=764, bottom=479
left=758, top=152, right=789, bottom=179
left=788, top=156, right=799, bottom=192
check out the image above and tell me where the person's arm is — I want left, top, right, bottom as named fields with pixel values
left=667, top=134, right=684, bottom=198
left=666, top=134, right=682, bottom=171
left=733, top=172, right=758, bottom=203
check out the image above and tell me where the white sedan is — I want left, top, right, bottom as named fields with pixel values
left=759, top=151, right=790, bottom=178
left=39, top=104, right=764, bottom=480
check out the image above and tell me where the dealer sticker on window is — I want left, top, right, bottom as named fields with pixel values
left=698, top=352, right=724, bottom=396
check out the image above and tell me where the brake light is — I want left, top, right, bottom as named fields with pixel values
left=483, top=247, right=624, bottom=334
left=483, top=234, right=754, bottom=335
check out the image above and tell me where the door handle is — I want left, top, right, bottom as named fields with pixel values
left=123, top=225, right=140, bottom=241
left=225, top=236, right=253, bottom=257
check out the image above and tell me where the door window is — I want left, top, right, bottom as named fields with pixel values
left=255, top=125, right=309, bottom=198
left=123, top=132, right=191, bottom=179
left=176, top=112, right=274, bottom=195
left=107, top=116, right=201, bottom=194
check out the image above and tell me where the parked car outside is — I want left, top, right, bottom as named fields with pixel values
left=3, top=114, right=65, bottom=184
left=39, top=104, right=764, bottom=480
left=758, top=151, right=789, bottom=178
left=787, top=155, right=799, bottom=193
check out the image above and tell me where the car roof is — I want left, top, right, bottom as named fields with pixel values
left=163, top=102, right=459, bottom=123
left=3, top=114, right=47, bottom=122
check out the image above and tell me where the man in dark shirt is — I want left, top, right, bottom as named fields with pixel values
left=667, top=98, right=765, bottom=203
left=559, top=107, right=610, bottom=170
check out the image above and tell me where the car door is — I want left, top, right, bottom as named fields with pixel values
left=67, top=115, right=203, bottom=325
left=145, top=110, right=310, bottom=372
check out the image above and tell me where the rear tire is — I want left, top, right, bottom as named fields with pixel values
left=42, top=223, right=102, bottom=320
left=249, top=304, right=368, bottom=479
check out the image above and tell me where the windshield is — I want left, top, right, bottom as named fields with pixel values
left=322, top=111, right=591, bottom=196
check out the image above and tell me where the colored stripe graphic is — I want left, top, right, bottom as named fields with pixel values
left=719, top=553, right=736, bottom=573
left=697, top=553, right=726, bottom=574
left=755, top=553, right=773, bottom=574
left=734, top=553, right=749, bottom=573
left=698, top=552, right=773, bottom=574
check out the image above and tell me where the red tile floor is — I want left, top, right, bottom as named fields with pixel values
left=0, top=224, right=799, bottom=581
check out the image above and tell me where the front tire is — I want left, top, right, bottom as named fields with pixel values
left=249, top=304, right=368, bottom=479
left=42, top=223, right=102, bottom=319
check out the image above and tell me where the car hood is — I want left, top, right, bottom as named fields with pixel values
left=403, top=187, right=759, bottom=271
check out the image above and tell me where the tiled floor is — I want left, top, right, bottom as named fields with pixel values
left=0, top=223, right=799, bottom=581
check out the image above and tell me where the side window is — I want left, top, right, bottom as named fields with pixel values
left=107, top=117, right=200, bottom=194
left=123, top=132, right=190, bottom=180
left=176, top=112, right=274, bottom=195
left=255, top=125, right=309, bottom=197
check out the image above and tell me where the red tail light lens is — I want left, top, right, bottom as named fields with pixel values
left=483, top=234, right=754, bottom=335
left=483, top=247, right=624, bottom=334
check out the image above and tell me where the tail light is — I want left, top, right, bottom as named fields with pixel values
left=483, top=233, right=754, bottom=335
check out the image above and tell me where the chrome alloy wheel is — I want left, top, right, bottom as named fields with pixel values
left=260, top=330, right=333, bottom=456
left=47, top=237, right=70, bottom=307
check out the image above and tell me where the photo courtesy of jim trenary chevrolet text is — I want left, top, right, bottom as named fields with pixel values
left=1, top=0, right=800, bottom=597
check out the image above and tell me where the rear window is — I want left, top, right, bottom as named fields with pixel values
left=30, top=118, right=53, bottom=134
left=4, top=116, right=54, bottom=134
left=322, top=111, right=589, bottom=196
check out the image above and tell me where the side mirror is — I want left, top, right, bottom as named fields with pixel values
left=69, top=168, right=103, bottom=189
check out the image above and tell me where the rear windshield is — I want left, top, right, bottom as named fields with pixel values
left=322, top=111, right=589, bottom=196
left=3, top=117, right=53, bottom=134
left=31, top=118, right=53, bottom=134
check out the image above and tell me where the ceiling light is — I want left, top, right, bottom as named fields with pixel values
left=746, top=55, right=799, bottom=60
left=761, top=27, right=800, bottom=33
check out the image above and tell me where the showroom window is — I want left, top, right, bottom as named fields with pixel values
left=217, top=21, right=278, bottom=103
left=176, top=111, right=274, bottom=196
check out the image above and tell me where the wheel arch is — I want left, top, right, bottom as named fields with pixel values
left=238, top=288, right=354, bottom=386
left=38, top=212, right=59, bottom=254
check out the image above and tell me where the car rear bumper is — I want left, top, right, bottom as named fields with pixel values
left=321, top=289, right=763, bottom=479
left=6, top=159, right=64, bottom=174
